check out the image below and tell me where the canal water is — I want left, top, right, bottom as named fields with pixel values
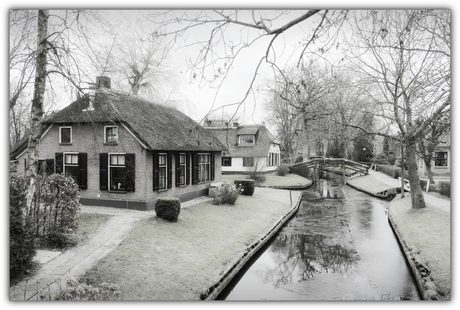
left=218, top=172, right=420, bottom=301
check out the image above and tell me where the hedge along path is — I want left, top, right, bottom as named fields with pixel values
left=78, top=187, right=302, bottom=300
left=9, top=206, right=152, bottom=301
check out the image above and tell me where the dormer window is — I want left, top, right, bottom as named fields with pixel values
left=239, top=135, right=254, bottom=145
left=105, top=126, right=118, bottom=144
left=59, top=126, right=72, bottom=144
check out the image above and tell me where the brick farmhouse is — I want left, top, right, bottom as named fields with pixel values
left=10, top=77, right=226, bottom=210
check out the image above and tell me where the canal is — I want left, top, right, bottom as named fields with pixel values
left=218, top=172, right=420, bottom=300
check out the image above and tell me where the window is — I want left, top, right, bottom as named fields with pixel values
left=56, top=153, right=87, bottom=189
left=243, top=157, right=254, bottom=167
left=158, top=154, right=167, bottom=190
left=64, top=153, right=79, bottom=182
left=434, top=152, right=448, bottom=167
left=100, top=153, right=135, bottom=192
left=59, top=126, right=72, bottom=144
left=222, top=157, right=232, bottom=167
left=198, top=153, right=210, bottom=182
left=110, top=154, right=126, bottom=190
left=239, top=135, right=255, bottom=145
left=105, top=126, right=118, bottom=144
left=179, top=153, right=186, bottom=186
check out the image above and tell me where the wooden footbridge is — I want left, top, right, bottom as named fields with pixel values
left=291, top=157, right=369, bottom=181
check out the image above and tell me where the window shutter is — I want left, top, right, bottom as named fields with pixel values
left=211, top=152, right=215, bottom=181
left=192, top=152, right=198, bottom=184
left=55, top=153, right=63, bottom=174
left=175, top=153, right=180, bottom=187
left=167, top=153, right=173, bottom=189
left=45, top=159, right=55, bottom=175
left=99, top=153, right=108, bottom=191
left=125, top=153, right=135, bottom=192
left=78, top=153, right=88, bottom=189
left=153, top=152, right=159, bottom=191
left=186, top=152, right=190, bottom=185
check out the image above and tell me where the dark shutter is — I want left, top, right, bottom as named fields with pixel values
left=78, top=153, right=88, bottom=189
left=211, top=153, right=215, bottom=181
left=175, top=153, right=181, bottom=187
left=192, top=152, right=198, bottom=184
left=55, top=153, right=63, bottom=174
left=167, top=153, right=173, bottom=189
left=186, top=152, right=190, bottom=185
left=45, top=159, right=55, bottom=175
left=125, top=153, right=135, bottom=192
left=100, top=153, right=108, bottom=191
left=153, top=152, right=159, bottom=191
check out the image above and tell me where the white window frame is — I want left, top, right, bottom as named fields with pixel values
left=59, top=126, right=72, bottom=144
left=109, top=153, right=126, bottom=191
left=158, top=153, right=168, bottom=190
left=238, top=135, right=255, bottom=145
left=104, top=126, right=119, bottom=144
left=64, top=152, right=79, bottom=181
left=198, top=153, right=210, bottom=183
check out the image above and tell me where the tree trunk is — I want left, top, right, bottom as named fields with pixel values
left=25, top=10, right=48, bottom=212
left=406, top=138, right=426, bottom=209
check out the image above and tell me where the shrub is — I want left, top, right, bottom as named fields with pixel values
left=212, top=183, right=240, bottom=205
left=155, top=197, right=181, bottom=222
left=373, top=153, right=389, bottom=165
left=234, top=179, right=255, bottom=196
left=437, top=181, right=450, bottom=198
left=378, top=165, right=402, bottom=179
left=9, top=174, right=36, bottom=280
left=40, top=277, right=121, bottom=300
left=32, top=174, right=80, bottom=248
left=276, top=164, right=290, bottom=176
left=294, top=155, right=303, bottom=163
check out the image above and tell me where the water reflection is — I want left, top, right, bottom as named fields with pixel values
left=222, top=172, right=420, bottom=300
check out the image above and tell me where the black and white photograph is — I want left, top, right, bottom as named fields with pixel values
left=7, top=3, right=452, bottom=302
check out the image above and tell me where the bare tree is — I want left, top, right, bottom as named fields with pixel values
left=144, top=10, right=348, bottom=123
left=346, top=10, right=450, bottom=209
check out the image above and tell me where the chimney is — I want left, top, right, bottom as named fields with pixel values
left=232, top=122, right=239, bottom=128
left=96, top=76, right=111, bottom=89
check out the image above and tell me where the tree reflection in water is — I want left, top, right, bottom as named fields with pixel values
left=260, top=231, right=359, bottom=288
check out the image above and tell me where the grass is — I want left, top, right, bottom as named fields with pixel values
left=79, top=187, right=300, bottom=300
left=388, top=196, right=451, bottom=300
left=222, top=173, right=312, bottom=188
left=74, top=213, right=113, bottom=244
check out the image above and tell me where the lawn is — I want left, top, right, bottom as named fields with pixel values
left=79, top=187, right=300, bottom=300
left=222, top=172, right=312, bottom=188
left=74, top=213, right=113, bottom=244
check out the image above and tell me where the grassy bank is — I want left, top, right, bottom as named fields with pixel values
left=388, top=195, right=451, bottom=300
left=222, top=172, right=312, bottom=188
left=79, top=187, right=300, bottom=300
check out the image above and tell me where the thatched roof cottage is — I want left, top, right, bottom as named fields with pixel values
left=10, top=76, right=226, bottom=210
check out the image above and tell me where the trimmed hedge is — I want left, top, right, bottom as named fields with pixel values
left=155, top=197, right=181, bottom=222
left=234, top=179, right=255, bottom=196
left=437, top=181, right=450, bottom=198
left=211, top=183, right=240, bottom=205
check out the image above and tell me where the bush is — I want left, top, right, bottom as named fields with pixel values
left=276, top=164, right=290, bottom=176
left=373, top=153, right=389, bottom=165
left=155, top=197, right=181, bottom=222
left=39, top=277, right=121, bottom=300
left=10, top=174, right=36, bottom=280
left=211, top=183, right=241, bottom=205
left=437, top=181, right=450, bottom=198
left=378, top=165, right=402, bottom=179
left=32, top=174, right=80, bottom=248
left=234, top=179, right=255, bottom=196
left=294, top=155, right=303, bottom=163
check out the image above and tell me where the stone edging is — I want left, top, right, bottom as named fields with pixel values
left=387, top=210, right=441, bottom=300
left=200, top=193, right=303, bottom=300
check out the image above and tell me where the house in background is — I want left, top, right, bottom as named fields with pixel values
left=417, top=130, right=451, bottom=176
left=204, top=120, right=281, bottom=174
left=10, top=76, right=226, bottom=210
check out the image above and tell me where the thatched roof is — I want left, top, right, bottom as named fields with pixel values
left=206, top=124, right=280, bottom=158
left=40, top=89, right=226, bottom=152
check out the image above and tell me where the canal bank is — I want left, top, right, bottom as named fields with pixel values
left=347, top=171, right=451, bottom=300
